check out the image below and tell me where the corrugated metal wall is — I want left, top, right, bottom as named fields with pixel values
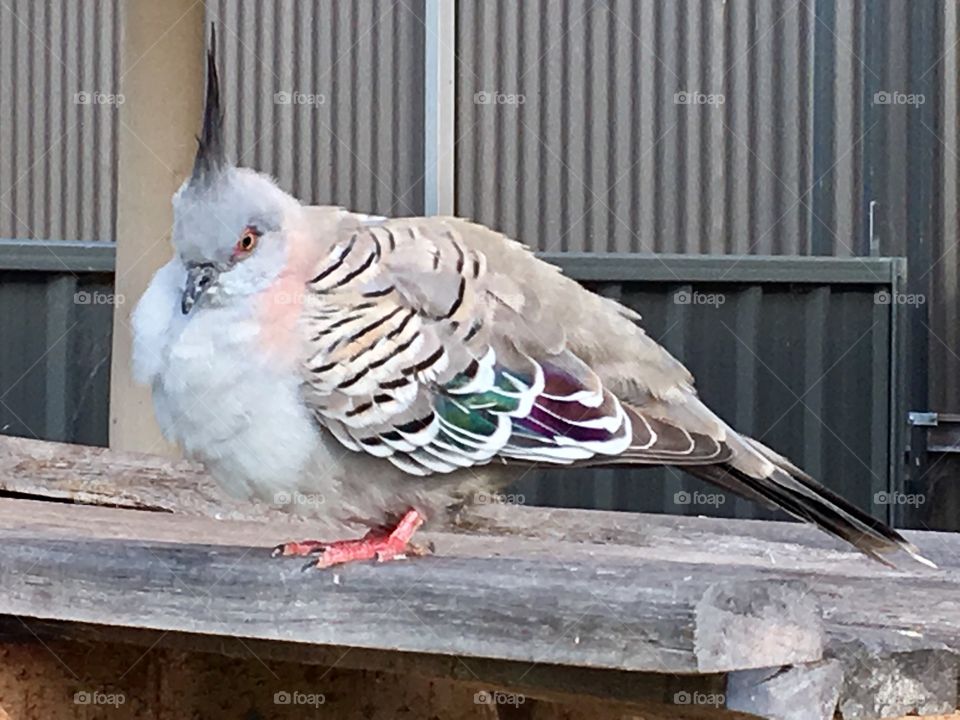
left=206, top=0, right=427, bottom=217
left=932, top=0, right=960, bottom=410
left=456, top=0, right=827, bottom=255
left=0, top=0, right=120, bottom=242
left=0, top=268, right=113, bottom=446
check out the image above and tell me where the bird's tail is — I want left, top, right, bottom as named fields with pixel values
left=686, top=436, right=935, bottom=568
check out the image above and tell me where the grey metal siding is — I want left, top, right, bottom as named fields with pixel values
left=455, top=0, right=823, bottom=256
left=0, top=269, right=113, bottom=446
left=0, top=0, right=120, bottom=242
left=206, top=0, right=427, bottom=217
left=931, top=0, right=960, bottom=411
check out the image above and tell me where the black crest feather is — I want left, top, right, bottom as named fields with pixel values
left=191, top=24, right=226, bottom=183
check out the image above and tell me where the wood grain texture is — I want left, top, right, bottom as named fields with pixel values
left=0, top=499, right=822, bottom=675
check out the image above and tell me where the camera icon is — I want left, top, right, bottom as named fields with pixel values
left=274, top=91, right=291, bottom=105
left=473, top=91, right=491, bottom=105
left=74, top=691, right=91, bottom=705
left=474, top=691, right=493, bottom=705
left=674, top=490, right=691, bottom=505
left=673, top=289, right=691, bottom=305
left=74, top=91, right=91, bottom=105
left=274, top=491, right=292, bottom=505
left=674, top=690, right=692, bottom=705
left=274, top=691, right=291, bottom=705
left=873, top=91, right=891, bottom=105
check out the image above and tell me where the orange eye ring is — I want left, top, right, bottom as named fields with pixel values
left=236, top=227, right=260, bottom=254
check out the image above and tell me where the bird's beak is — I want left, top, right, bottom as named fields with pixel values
left=181, top=263, right=219, bottom=315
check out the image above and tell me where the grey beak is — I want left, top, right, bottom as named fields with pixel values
left=182, top=263, right=219, bottom=315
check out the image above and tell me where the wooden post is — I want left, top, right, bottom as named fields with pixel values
left=109, top=0, right=205, bottom=454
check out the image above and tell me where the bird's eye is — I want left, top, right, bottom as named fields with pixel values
left=235, top=226, right=261, bottom=255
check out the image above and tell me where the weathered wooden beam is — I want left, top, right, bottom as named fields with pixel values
left=0, top=499, right=822, bottom=675
left=829, top=629, right=959, bottom=719
left=726, top=661, right=844, bottom=720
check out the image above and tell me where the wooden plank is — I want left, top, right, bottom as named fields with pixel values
left=0, top=434, right=278, bottom=520
left=109, top=0, right=205, bottom=455
left=727, top=661, right=844, bottom=720
left=0, top=499, right=822, bottom=675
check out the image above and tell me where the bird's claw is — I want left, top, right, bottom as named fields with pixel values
left=270, top=540, right=327, bottom=558
left=273, top=509, right=427, bottom=570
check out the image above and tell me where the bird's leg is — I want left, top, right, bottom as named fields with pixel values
left=271, top=509, right=427, bottom=569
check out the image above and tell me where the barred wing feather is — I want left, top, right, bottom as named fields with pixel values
left=299, top=218, right=732, bottom=476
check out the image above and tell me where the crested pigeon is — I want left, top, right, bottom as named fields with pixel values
left=132, top=28, right=931, bottom=569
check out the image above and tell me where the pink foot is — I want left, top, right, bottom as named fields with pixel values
left=271, top=509, right=427, bottom=570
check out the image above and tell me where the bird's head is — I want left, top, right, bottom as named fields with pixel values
left=173, top=25, right=301, bottom=316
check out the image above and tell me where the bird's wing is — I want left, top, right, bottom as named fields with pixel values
left=299, top=216, right=733, bottom=476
